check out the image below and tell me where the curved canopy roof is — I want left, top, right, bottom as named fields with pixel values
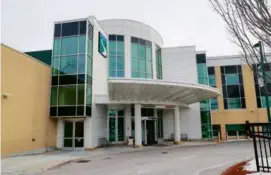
left=95, top=78, right=222, bottom=106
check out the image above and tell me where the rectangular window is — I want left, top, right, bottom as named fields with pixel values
left=58, top=85, right=77, bottom=105
left=61, top=36, right=78, bottom=55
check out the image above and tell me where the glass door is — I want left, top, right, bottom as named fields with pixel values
left=108, top=109, right=124, bottom=143
left=63, top=121, right=84, bottom=150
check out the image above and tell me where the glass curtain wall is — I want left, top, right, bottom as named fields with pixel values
left=208, top=67, right=218, bottom=110
left=109, top=35, right=125, bottom=77
left=196, top=53, right=212, bottom=139
left=131, top=37, right=153, bottom=79
left=50, top=20, right=93, bottom=117
left=221, top=65, right=246, bottom=109
left=253, top=63, right=271, bottom=108
left=156, top=45, right=162, bottom=79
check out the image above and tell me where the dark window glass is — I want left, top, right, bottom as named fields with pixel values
left=51, top=76, right=58, bottom=85
left=117, top=35, right=124, bottom=41
left=263, top=63, right=271, bottom=71
left=131, top=37, right=138, bottom=43
left=64, top=122, right=73, bottom=137
left=196, top=54, right=206, bottom=63
left=54, top=24, right=61, bottom=37
left=241, top=98, right=246, bottom=108
left=225, top=65, right=237, bottom=74
left=77, top=74, right=85, bottom=84
left=237, top=65, right=242, bottom=73
left=239, top=74, right=243, bottom=84
left=224, top=99, right=228, bottom=109
left=109, top=35, right=116, bottom=41
left=75, top=139, right=84, bottom=147
left=87, top=75, right=92, bottom=85
left=64, top=139, right=73, bottom=147
left=222, top=85, right=227, bottom=97
left=86, top=106, right=92, bottom=116
left=75, top=121, right=84, bottom=137
left=139, top=39, right=145, bottom=45
left=227, top=85, right=240, bottom=98
left=257, top=97, right=261, bottom=108
left=79, top=21, right=86, bottom=35
left=118, top=110, right=124, bottom=116
left=62, top=22, right=79, bottom=37
left=220, top=66, right=225, bottom=74
left=59, top=75, right=77, bottom=85
left=255, top=85, right=260, bottom=96
left=58, top=106, right=76, bottom=116
left=77, top=106, right=84, bottom=116
left=50, top=107, right=57, bottom=116
left=131, top=107, right=134, bottom=116
left=208, top=67, right=215, bottom=75
left=240, top=85, right=245, bottom=97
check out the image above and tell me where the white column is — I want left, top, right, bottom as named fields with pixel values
left=125, top=105, right=132, bottom=138
left=174, top=106, right=181, bottom=144
left=135, top=104, right=142, bottom=147
left=84, top=117, right=92, bottom=150
left=56, top=119, right=64, bottom=149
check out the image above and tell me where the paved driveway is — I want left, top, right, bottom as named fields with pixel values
left=38, top=142, right=254, bottom=175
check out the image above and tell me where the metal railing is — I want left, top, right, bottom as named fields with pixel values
left=246, top=122, right=271, bottom=172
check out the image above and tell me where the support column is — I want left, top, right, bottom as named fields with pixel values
left=174, top=106, right=181, bottom=144
left=125, top=105, right=132, bottom=139
left=56, top=119, right=64, bottom=149
left=154, top=109, right=158, bottom=142
left=135, top=104, right=142, bottom=147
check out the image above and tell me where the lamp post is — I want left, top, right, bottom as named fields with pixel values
left=253, top=41, right=271, bottom=122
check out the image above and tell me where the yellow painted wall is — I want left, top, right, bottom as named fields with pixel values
left=1, top=45, right=57, bottom=156
left=212, top=65, right=268, bottom=140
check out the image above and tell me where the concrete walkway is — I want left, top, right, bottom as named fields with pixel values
left=1, top=142, right=217, bottom=175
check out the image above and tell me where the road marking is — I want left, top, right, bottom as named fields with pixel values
left=179, top=156, right=196, bottom=160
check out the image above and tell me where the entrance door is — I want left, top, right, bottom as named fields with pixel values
left=142, top=119, right=156, bottom=145
left=63, top=121, right=84, bottom=150
left=108, top=109, right=124, bottom=143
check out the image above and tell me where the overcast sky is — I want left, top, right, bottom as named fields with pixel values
left=1, top=0, right=240, bottom=56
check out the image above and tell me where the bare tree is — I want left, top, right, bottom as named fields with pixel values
left=209, top=0, right=271, bottom=83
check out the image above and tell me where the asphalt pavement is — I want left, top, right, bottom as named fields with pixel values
left=37, top=141, right=254, bottom=175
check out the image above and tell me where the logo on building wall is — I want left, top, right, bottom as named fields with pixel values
left=98, top=32, right=107, bottom=58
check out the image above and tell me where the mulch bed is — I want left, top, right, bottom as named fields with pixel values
left=221, top=160, right=256, bottom=175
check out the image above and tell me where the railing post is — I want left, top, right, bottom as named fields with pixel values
left=237, top=131, right=239, bottom=140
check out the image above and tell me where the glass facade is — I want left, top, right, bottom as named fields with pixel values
left=108, top=35, right=125, bottom=77
left=131, top=37, right=153, bottom=79
left=253, top=63, right=271, bottom=108
left=156, top=45, right=162, bottom=79
left=208, top=67, right=218, bottom=110
left=50, top=20, right=93, bottom=117
left=196, top=53, right=212, bottom=139
left=221, top=65, right=246, bottom=109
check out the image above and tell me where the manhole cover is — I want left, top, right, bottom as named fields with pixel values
left=76, top=159, right=91, bottom=163
left=162, top=151, right=168, bottom=154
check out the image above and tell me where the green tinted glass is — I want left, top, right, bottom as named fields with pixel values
left=146, top=47, right=152, bottom=60
left=78, top=55, right=85, bottom=74
left=87, top=56, right=92, bottom=76
left=139, top=44, right=146, bottom=58
left=116, top=41, right=124, bottom=55
left=131, top=43, right=138, bottom=57
left=77, top=85, right=85, bottom=105
left=52, top=57, right=59, bottom=76
left=225, top=74, right=239, bottom=85
left=50, top=87, right=58, bottom=106
left=139, top=59, right=146, bottom=72
left=87, top=38, right=93, bottom=57
left=227, top=98, right=241, bottom=109
left=60, top=55, right=77, bottom=75
left=79, top=35, right=86, bottom=54
left=61, top=36, right=78, bottom=55
left=86, top=85, right=92, bottom=105
left=132, top=58, right=139, bottom=71
left=197, top=64, right=208, bottom=77
left=53, top=38, right=61, bottom=56
left=58, top=85, right=77, bottom=105
left=109, top=41, right=116, bottom=56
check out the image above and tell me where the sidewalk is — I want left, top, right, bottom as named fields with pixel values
left=1, top=141, right=217, bottom=175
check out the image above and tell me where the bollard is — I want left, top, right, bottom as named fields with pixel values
left=226, top=131, right=228, bottom=141
left=218, top=131, right=220, bottom=143
left=236, top=131, right=239, bottom=140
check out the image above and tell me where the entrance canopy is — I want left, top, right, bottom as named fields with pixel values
left=95, top=78, right=221, bottom=106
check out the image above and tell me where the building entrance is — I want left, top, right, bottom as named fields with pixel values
left=108, top=109, right=125, bottom=143
left=63, top=120, right=84, bottom=150
left=142, top=117, right=157, bottom=145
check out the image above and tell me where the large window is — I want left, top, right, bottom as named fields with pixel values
left=109, top=35, right=124, bottom=77
left=50, top=20, right=93, bottom=117
left=196, top=53, right=212, bottom=139
left=253, top=63, right=271, bottom=108
left=221, top=65, right=246, bottom=109
left=156, top=45, right=162, bottom=79
left=208, top=67, right=218, bottom=110
left=131, top=37, right=153, bottom=79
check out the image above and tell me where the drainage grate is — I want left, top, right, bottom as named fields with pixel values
left=76, top=159, right=91, bottom=163
left=161, top=151, right=168, bottom=154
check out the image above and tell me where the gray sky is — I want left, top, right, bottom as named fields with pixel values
left=1, top=0, right=240, bottom=56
